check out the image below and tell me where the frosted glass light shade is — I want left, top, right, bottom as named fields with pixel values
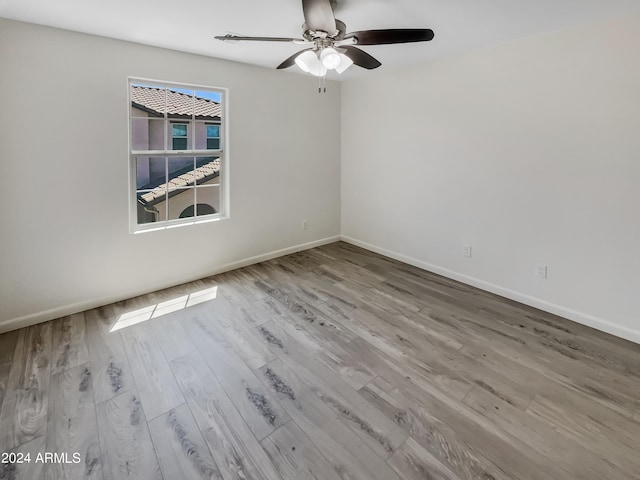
left=295, top=50, right=327, bottom=77
left=321, top=48, right=341, bottom=69
left=335, top=53, right=354, bottom=74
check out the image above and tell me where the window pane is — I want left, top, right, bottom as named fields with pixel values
left=172, top=138, right=188, bottom=150
left=195, top=122, right=219, bottom=150
left=131, top=84, right=166, bottom=115
left=205, top=124, right=220, bottom=150
left=168, top=188, right=195, bottom=221
left=195, top=185, right=220, bottom=216
left=136, top=188, right=166, bottom=224
left=207, top=125, right=220, bottom=137
left=195, top=89, right=221, bottom=103
left=170, top=122, right=190, bottom=150
left=132, top=118, right=165, bottom=150
left=172, top=124, right=187, bottom=137
left=168, top=157, right=195, bottom=188
left=195, top=156, right=220, bottom=185
left=167, top=88, right=194, bottom=116
left=136, top=156, right=166, bottom=189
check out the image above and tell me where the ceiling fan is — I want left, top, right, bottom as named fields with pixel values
left=215, top=0, right=434, bottom=77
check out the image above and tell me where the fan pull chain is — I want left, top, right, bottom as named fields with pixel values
left=318, top=75, right=327, bottom=94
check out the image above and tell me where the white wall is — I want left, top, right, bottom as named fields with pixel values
left=341, top=14, right=640, bottom=343
left=2, top=15, right=639, bottom=344
left=0, top=19, right=341, bottom=332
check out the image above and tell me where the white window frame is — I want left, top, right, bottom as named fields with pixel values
left=128, top=77, right=229, bottom=234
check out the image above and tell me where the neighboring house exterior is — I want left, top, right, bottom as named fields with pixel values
left=130, top=85, right=222, bottom=224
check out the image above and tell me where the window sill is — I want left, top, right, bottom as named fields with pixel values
left=131, top=214, right=229, bottom=234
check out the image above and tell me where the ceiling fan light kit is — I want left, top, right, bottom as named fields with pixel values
left=294, top=47, right=354, bottom=77
left=320, top=47, right=341, bottom=70
left=295, top=50, right=327, bottom=76
left=334, top=53, right=354, bottom=74
left=215, top=0, right=434, bottom=88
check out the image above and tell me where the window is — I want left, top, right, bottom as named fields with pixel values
left=172, top=123, right=188, bottom=150
left=206, top=124, right=220, bottom=150
left=129, top=79, right=227, bottom=232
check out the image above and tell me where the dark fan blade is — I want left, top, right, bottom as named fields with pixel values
left=348, top=29, right=434, bottom=45
left=302, top=0, right=337, bottom=34
left=342, top=46, right=381, bottom=70
left=277, top=48, right=314, bottom=69
left=215, top=34, right=305, bottom=43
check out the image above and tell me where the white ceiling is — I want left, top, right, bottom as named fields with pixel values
left=1, top=0, right=638, bottom=80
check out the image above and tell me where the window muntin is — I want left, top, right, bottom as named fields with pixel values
left=129, top=79, right=226, bottom=232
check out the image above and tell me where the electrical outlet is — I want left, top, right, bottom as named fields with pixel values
left=535, top=264, right=548, bottom=279
left=463, top=245, right=472, bottom=258
left=302, top=220, right=308, bottom=230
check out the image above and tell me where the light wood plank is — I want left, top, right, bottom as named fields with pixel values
left=359, top=378, right=514, bottom=480
left=254, top=320, right=407, bottom=459
left=215, top=269, right=267, bottom=309
left=149, top=315, right=196, bottom=362
left=96, top=391, right=162, bottom=480
left=120, top=324, right=184, bottom=421
left=169, top=351, right=282, bottom=480
left=0, top=322, right=52, bottom=451
left=191, top=297, right=276, bottom=370
left=462, top=385, right=630, bottom=480
left=363, top=375, right=560, bottom=480
left=463, top=330, right=638, bottom=418
left=46, top=363, right=102, bottom=480
left=380, top=267, right=640, bottom=417
left=348, top=336, right=473, bottom=403
left=253, top=280, right=358, bottom=345
left=50, top=313, right=89, bottom=375
left=85, top=306, right=134, bottom=404
left=260, top=420, right=342, bottom=480
left=259, top=315, right=376, bottom=390
left=187, top=286, right=271, bottom=330
left=0, top=329, right=19, bottom=409
left=239, top=297, right=286, bottom=328
left=526, top=393, right=640, bottom=477
left=184, top=312, right=288, bottom=440
left=256, top=358, right=402, bottom=480
left=387, top=437, right=461, bottom=480
left=148, top=403, right=223, bottom=480
left=0, top=361, right=12, bottom=421
left=0, top=434, right=46, bottom=480
left=248, top=262, right=333, bottom=305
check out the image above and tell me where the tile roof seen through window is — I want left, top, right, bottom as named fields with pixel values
left=138, top=158, right=221, bottom=206
left=131, top=85, right=221, bottom=119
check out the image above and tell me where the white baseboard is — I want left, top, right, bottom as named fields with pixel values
left=340, top=235, right=640, bottom=345
left=0, top=235, right=341, bottom=334
left=6, top=233, right=638, bottom=345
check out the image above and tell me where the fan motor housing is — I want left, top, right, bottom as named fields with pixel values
left=303, top=19, right=346, bottom=42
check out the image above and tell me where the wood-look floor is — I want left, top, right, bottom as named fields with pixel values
left=1, top=241, right=639, bottom=480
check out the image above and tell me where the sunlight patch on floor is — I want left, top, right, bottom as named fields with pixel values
left=110, top=286, right=218, bottom=332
